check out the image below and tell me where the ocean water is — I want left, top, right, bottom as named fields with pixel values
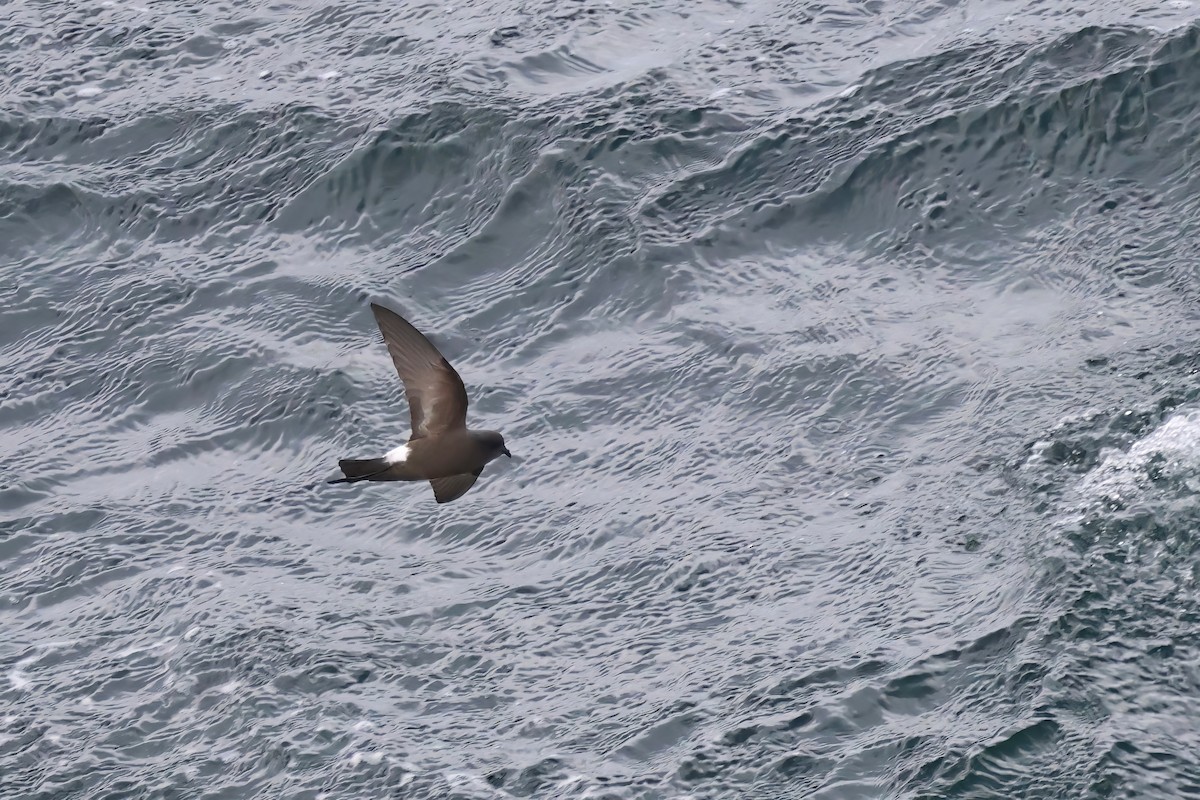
left=4, top=0, right=1200, bottom=797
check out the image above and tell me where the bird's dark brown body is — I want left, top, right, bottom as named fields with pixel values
left=355, top=430, right=507, bottom=482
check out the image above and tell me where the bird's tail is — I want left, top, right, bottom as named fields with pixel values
left=328, top=457, right=391, bottom=484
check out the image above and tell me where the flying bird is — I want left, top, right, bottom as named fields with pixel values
left=329, top=302, right=511, bottom=503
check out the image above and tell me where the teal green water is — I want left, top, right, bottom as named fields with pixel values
left=3, top=2, right=1200, bottom=798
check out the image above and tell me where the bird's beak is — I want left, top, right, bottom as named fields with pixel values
left=503, top=447, right=512, bottom=458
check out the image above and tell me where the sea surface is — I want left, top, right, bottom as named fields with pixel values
left=4, top=0, right=1200, bottom=797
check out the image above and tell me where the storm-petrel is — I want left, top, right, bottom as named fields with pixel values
left=329, top=302, right=511, bottom=503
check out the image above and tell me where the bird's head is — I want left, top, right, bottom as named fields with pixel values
left=475, top=430, right=512, bottom=461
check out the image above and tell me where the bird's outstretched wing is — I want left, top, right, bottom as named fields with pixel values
left=370, top=302, right=469, bottom=438
left=429, top=469, right=483, bottom=503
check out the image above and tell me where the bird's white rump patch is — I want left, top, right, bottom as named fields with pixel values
left=384, top=444, right=410, bottom=465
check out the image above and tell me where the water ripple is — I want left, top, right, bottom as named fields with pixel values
left=6, top=3, right=1200, bottom=798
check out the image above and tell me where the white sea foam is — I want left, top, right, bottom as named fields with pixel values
left=9, top=668, right=30, bottom=690
left=1078, top=409, right=1200, bottom=505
